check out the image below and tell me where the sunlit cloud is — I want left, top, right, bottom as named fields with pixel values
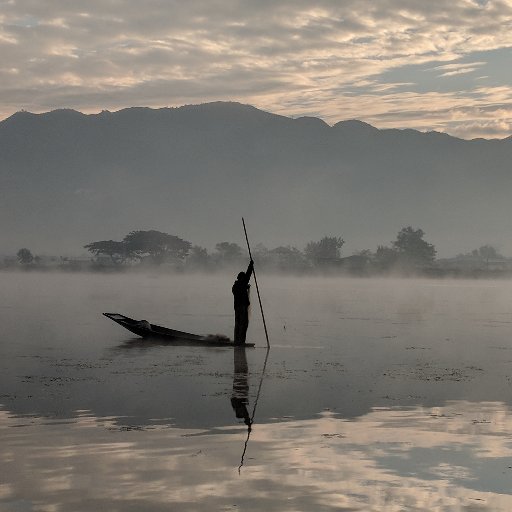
left=0, top=0, right=512, bottom=137
left=432, top=61, right=487, bottom=77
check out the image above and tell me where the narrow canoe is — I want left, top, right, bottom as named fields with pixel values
left=103, top=313, right=255, bottom=347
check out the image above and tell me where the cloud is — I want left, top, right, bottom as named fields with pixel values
left=431, top=61, right=487, bottom=77
left=1, top=0, right=512, bottom=137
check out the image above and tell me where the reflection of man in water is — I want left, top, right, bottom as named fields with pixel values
left=231, top=346, right=251, bottom=428
left=232, top=259, right=254, bottom=345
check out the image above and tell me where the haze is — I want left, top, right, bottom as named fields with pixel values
left=1, top=102, right=512, bottom=258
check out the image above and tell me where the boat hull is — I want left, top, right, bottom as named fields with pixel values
left=103, top=313, right=255, bottom=347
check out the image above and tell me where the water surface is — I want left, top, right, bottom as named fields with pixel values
left=2, top=272, right=512, bottom=510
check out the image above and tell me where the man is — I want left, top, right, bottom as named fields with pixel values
left=232, top=259, right=254, bottom=345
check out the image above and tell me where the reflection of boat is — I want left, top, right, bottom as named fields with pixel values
left=103, top=313, right=255, bottom=347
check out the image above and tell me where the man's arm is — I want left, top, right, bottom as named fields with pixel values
left=244, top=260, right=254, bottom=282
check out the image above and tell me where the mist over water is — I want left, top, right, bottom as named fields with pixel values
left=2, top=272, right=512, bottom=509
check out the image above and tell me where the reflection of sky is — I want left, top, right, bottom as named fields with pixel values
left=2, top=401, right=512, bottom=511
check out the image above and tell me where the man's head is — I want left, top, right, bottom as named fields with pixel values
left=237, top=271, right=245, bottom=280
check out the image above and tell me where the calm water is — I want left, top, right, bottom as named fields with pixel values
left=2, top=272, right=512, bottom=510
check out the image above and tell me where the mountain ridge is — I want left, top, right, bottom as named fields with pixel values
left=1, top=101, right=511, bottom=256
left=4, top=102, right=511, bottom=142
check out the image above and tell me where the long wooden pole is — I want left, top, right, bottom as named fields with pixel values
left=242, top=218, right=270, bottom=347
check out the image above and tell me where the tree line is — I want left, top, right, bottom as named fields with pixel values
left=78, top=227, right=437, bottom=273
left=10, top=227, right=509, bottom=276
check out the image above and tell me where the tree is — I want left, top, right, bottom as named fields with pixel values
left=355, top=249, right=372, bottom=258
left=252, top=243, right=270, bottom=266
left=186, top=245, right=210, bottom=269
left=374, top=245, right=398, bottom=269
left=214, top=242, right=244, bottom=263
left=392, top=226, right=436, bottom=266
left=123, top=230, right=191, bottom=265
left=304, top=236, right=345, bottom=262
left=17, top=248, right=34, bottom=265
left=456, top=245, right=503, bottom=261
left=84, top=240, right=128, bottom=264
left=269, top=245, right=308, bottom=271
left=478, top=245, right=502, bottom=261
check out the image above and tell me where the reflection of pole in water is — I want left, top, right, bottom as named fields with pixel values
left=237, top=347, right=270, bottom=473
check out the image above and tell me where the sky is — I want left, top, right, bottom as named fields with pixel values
left=1, top=0, right=512, bottom=139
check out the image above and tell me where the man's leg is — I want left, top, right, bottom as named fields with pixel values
left=240, top=308, right=249, bottom=343
left=234, top=308, right=242, bottom=344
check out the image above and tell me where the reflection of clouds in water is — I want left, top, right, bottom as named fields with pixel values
left=429, top=463, right=475, bottom=480
left=2, top=402, right=512, bottom=510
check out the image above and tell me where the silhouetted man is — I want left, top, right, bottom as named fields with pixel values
left=232, top=259, right=254, bottom=345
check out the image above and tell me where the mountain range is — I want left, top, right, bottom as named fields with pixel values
left=1, top=101, right=511, bottom=257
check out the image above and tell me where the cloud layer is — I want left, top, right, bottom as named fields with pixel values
left=1, top=0, right=512, bottom=138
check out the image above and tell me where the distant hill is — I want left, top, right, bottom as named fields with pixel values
left=1, top=101, right=511, bottom=256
